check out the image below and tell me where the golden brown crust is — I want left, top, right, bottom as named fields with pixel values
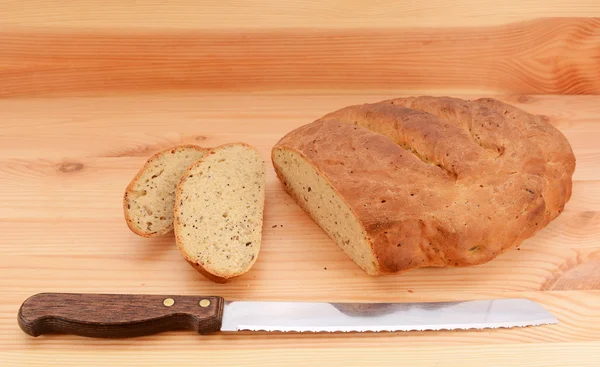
left=185, top=259, right=233, bottom=284
left=271, top=148, right=384, bottom=275
left=273, top=96, right=576, bottom=274
left=123, top=144, right=207, bottom=237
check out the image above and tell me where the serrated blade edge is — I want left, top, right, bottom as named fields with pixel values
left=221, top=298, right=557, bottom=333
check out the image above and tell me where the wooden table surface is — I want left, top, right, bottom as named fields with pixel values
left=1, top=1, right=600, bottom=366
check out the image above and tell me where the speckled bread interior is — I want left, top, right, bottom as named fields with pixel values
left=174, top=143, right=266, bottom=283
left=124, top=145, right=208, bottom=237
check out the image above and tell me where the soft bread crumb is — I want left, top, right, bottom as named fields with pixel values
left=174, top=143, right=266, bottom=283
left=273, top=148, right=379, bottom=275
left=123, top=145, right=207, bottom=237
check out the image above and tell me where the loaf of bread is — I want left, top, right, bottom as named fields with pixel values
left=123, top=145, right=207, bottom=237
left=272, top=96, right=575, bottom=275
left=174, top=143, right=266, bottom=283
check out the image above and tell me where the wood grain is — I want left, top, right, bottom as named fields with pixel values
left=0, top=94, right=598, bottom=159
left=0, top=93, right=598, bottom=366
left=3, top=0, right=600, bottom=29
left=3, top=344, right=600, bottom=367
left=2, top=18, right=600, bottom=97
left=18, top=293, right=224, bottom=337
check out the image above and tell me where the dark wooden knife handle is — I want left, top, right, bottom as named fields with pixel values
left=18, top=293, right=224, bottom=338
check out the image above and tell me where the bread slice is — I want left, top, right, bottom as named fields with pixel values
left=272, top=148, right=379, bottom=275
left=124, top=145, right=207, bottom=237
left=174, top=143, right=266, bottom=283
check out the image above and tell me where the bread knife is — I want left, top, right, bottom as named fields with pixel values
left=18, top=293, right=557, bottom=338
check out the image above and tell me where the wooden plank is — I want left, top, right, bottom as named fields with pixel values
left=0, top=156, right=596, bottom=218
left=1, top=208, right=597, bottom=256
left=573, top=152, right=600, bottom=181
left=1, top=343, right=600, bottom=367
left=0, top=211, right=598, bottom=296
left=0, top=178, right=597, bottom=297
left=3, top=0, right=600, bottom=29
left=2, top=18, right=600, bottom=96
left=0, top=157, right=596, bottom=218
left=0, top=94, right=597, bottom=159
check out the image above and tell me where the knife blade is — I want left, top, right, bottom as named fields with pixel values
left=18, top=293, right=557, bottom=338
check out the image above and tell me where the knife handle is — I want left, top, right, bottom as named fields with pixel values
left=18, top=293, right=224, bottom=338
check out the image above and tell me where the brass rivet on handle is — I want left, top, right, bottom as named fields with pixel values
left=163, top=298, right=175, bottom=307
left=199, top=299, right=211, bottom=308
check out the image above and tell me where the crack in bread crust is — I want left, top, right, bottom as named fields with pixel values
left=273, top=96, right=576, bottom=275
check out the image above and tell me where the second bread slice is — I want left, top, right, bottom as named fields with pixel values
left=124, top=145, right=208, bottom=237
left=174, top=143, right=266, bottom=283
